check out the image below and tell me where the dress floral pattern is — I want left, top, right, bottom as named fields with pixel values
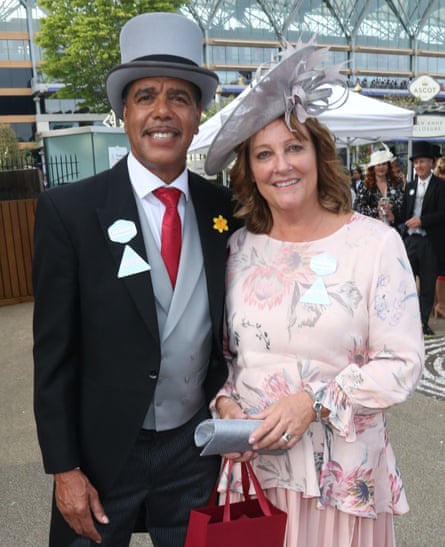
left=213, top=212, right=424, bottom=519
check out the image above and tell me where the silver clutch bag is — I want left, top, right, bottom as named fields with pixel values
left=194, top=419, right=284, bottom=456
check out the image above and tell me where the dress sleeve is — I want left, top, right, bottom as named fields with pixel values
left=307, top=228, right=424, bottom=442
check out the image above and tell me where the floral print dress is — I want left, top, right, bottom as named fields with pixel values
left=353, top=180, right=405, bottom=226
left=213, top=213, right=424, bottom=521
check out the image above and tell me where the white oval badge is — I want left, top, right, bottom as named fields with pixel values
left=310, top=252, right=337, bottom=276
left=108, top=219, right=137, bottom=244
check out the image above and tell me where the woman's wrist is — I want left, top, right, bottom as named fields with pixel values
left=303, top=386, right=330, bottom=422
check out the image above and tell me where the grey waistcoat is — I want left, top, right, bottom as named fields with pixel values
left=135, top=194, right=212, bottom=431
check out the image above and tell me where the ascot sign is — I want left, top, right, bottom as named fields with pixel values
left=409, top=75, right=440, bottom=101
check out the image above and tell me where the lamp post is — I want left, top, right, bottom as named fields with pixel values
left=21, top=0, right=41, bottom=115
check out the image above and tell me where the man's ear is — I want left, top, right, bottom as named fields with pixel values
left=195, top=105, right=203, bottom=131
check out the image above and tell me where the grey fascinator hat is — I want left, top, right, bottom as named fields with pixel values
left=205, top=39, right=347, bottom=175
left=106, top=12, right=219, bottom=120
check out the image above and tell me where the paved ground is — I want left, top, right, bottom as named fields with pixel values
left=1, top=301, right=444, bottom=547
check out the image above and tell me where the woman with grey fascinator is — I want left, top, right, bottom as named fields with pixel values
left=206, top=40, right=424, bottom=546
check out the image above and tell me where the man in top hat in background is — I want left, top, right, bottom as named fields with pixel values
left=401, top=140, right=445, bottom=336
left=33, top=12, right=240, bottom=546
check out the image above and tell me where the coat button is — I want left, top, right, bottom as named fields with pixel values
left=148, top=371, right=158, bottom=380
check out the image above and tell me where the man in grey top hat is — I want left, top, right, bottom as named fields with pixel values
left=401, top=140, right=445, bottom=336
left=33, top=12, right=240, bottom=546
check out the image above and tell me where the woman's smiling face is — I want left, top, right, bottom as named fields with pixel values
left=248, top=118, right=318, bottom=221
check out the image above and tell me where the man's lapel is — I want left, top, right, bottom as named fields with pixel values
left=422, top=174, right=437, bottom=211
left=406, top=181, right=417, bottom=216
left=96, top=159, right=160, bottom=344
left=188, top=173, right=228, bottom=333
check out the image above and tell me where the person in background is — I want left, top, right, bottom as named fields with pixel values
left=434, top=156, right=445, bottom=180
left=432, top=156, right=445, bottom=319
left=204, top=41, right=424, bottom=547
left=353, top=146, right=404, bottom=227
left=391, top=156, right=407, bottom=188
left=401, top=141, right=445, bottom=336
left=349, top=165, right=362, bottom=200
left=33, top=12, right=240, bottom=546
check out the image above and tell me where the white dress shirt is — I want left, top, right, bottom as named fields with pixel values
left=410, top=174, right=430, bottom=236
left=127, top=152, right=189, bottom=250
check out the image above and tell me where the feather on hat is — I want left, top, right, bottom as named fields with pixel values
left=204, top=38, right=348, bottom=175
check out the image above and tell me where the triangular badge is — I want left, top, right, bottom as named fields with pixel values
left=300, top=277, right=330, bottom=305
left=117, top=245, right=151, bottom=278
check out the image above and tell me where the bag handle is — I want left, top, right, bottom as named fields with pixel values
left=207, top=457, right=248, bottom=506
left=223, top=459, right=272, bottom=522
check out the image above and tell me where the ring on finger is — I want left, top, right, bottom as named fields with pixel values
left=282, top=432, right=291, bottom=443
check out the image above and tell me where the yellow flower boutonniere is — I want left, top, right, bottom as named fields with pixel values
left=213, top=214, right=229, bottom=233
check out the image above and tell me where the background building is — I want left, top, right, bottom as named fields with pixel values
left=1, top=0, right=445, bottom=148
left=181, top=1, right=445, bottom=96
left=0, top=0, right=105, bottom=150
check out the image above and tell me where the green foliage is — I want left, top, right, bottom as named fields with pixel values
left=36, top=0, right=185, bottom=113
left=201, top=95, right=237, bottom=123
left=382, top=94, right=420, bottom=110
left=0, top=125, right=33, bottom=171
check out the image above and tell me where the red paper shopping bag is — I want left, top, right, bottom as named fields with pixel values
left=185, top=459, right=287, bottom=547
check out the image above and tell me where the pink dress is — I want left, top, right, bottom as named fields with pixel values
left=213, top=213, right=424, bottom=547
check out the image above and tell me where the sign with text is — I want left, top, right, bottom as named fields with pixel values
left=409, top=76, right=441, bottom=102
left=413, top=115, right=445, bottom=137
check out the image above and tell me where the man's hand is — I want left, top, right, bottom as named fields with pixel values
left=54, top=469, right=109, bottom=544
left=405, top=216, right=422, bottom=229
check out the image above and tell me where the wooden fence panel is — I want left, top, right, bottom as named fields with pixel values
left=0, top=199, right=37, bottom=306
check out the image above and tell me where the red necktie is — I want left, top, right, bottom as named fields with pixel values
left=153, top=187, right=182, bottom=287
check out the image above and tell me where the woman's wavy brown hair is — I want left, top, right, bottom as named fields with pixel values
left=229, top=115, right=352, bottom=233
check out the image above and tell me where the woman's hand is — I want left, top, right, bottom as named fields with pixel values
left=216, top=397, right=258, bottom=462
left=378, top=198, right=394, bottom=223
left=247, top=391, right=315, bottom=452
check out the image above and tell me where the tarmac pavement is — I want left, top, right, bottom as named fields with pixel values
left=1, top=301, right=444, bottom=547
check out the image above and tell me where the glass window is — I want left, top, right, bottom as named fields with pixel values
left=0, top=68, right=32, bottom=88
left=43, top=98, right=81, bottom=114
left=355, top=52, right=410, bottom=73
left=0, top=40, right=30, bottom=61
left=418, top=57, right=445, bottom=75
left=10, top=122, right=34, bottom=142
left=0, top=96, right=34, bottom=116
left=9, top=40, right=31, bottom=61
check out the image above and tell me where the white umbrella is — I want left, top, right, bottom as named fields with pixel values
left=189, top=86, right=415, bottom=154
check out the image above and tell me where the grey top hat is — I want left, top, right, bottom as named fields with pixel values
left=409, top=141, right=437, bottom=161
left=106, top=12, right=218, bottom=119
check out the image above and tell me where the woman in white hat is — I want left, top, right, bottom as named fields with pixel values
left=353, top=146, right=405, bottom=226
left=206, top=41, right=423, bottom=547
